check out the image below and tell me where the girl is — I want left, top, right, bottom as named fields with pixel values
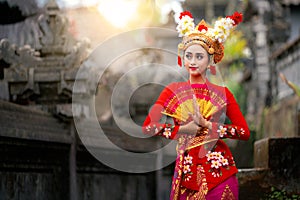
left=143, top=11, right=249, bottom=200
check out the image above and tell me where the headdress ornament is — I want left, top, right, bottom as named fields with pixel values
left=176, top=11, right=243, bottom=66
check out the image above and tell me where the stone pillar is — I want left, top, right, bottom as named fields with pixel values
left=205, top=0, right=214, bottom=22
left=251, top=0, right=271, bottom=131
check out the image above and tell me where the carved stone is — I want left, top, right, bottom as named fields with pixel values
left=0, top=0, right=91, bottom=118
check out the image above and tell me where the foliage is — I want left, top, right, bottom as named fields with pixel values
left=220, top=30, right=249, bottom=115
left=223, top=30, right=248, bottom=64
left=262, top=187, right=300, bottom=200
left=226, top=78, right=247, bottom=115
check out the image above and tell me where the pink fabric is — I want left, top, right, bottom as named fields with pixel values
left=177, top=175, right=239, bottom=200
left=206, top=175, right=238, bottom=200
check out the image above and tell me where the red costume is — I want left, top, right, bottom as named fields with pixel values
left=142, top=80, right=250, bottom=199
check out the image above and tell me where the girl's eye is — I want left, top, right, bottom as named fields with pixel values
left=196, top=55, right=203, bottom=60
left=185, top=54, right=192, bottom=59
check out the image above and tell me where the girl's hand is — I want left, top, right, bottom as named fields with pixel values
left=191, top=95, right=212, bottom=129
left=178, top=120, right=199, bottom=135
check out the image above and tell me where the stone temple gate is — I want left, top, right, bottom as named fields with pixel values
left=0, top=0, right=174, bottom=199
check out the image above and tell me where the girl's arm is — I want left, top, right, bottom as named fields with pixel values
left=211, top=87, right=250, bottom=140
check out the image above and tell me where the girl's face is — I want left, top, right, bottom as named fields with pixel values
left=184, top=44, right=210, bottom=77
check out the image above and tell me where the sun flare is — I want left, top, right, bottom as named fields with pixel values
left=97, top=0, right=138, bottom=28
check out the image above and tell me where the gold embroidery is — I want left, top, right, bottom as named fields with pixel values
left=177, top=131, right=218, bottom=152
left=185, top=189, right=198, bottom=200
left=172, top=154, right=184, bottom=200
left=221, top=185, right=236, bottom=200
left=194, top=165, right=208, bottom=200
left=186, top=137, right=218, bottom=150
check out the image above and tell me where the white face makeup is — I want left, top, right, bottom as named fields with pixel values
left=184, top=44, right=210, bottom=79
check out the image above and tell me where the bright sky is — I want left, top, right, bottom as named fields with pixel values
left=37, top=0, right=184, bottom=28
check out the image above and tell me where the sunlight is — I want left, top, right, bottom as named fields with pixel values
left=97, top=0, right=139, bottom=28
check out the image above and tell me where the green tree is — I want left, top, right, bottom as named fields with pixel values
left=221, top=30, right=250, bottom=115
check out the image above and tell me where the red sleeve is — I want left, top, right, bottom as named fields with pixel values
left=142, top=83, right=180, bottom=139
left=212, top=87, right=250, bottom=141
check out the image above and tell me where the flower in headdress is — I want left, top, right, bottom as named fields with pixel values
left=212, top=17, right=235, bottom=43
left=227, top=12, right=243, bottom=26
left=176, top=11, right=195, bottom=37
left=176, top=18, right=195, bottom=37
left=179, top=11, right=193, bottom=19
left=176, top=10, right=243, bottom=64
left=197, top=24, right=208, bottom=33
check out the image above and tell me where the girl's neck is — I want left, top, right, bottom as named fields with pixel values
left=189, top=75, right=206, bottom=84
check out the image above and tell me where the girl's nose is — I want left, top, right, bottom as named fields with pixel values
left=190, top=57, right=196, bottom=65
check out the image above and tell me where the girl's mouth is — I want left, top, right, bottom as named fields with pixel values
left=189, top=67, right=198, bottom=71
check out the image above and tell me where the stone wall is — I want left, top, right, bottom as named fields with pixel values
left=0, top=100, right=174, bottom=200
left=258, top=96, right=300, bottom=139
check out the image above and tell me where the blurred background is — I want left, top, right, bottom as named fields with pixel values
left=0, top=0, right=299, bottom=199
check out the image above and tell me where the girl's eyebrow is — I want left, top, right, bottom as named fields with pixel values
left=185, top=52, right=204, bottom=55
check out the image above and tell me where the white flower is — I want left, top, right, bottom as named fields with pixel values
left=240, top=128, right=245, bottom=135
left=176, top=15, right=195, bottom=37
left=217, top=126, right=227, bottom=138
left=184, top=155, right=193, bottom=165
left=230, top=128, right=236, bottom=135
left=183, top=164, right=191, bottom=174
left=221, top=158, right=229, bottom=166
left=212, top=172, right=220, bottom=177
left=163, top=128, right=171, bottom=138
left=206, top=151, right=214, bottom=161
left=211, top=160, right=222, bottom=169
left=212, top=152, right=223, bottom=161
left=209, top=17, right=235, bottom=43
left=145, top=125, right=151, bottom=132
left=184, top=175, right=191, bottom=181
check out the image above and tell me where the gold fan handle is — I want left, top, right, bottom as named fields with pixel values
left=185, top=138, right=219, bottom=150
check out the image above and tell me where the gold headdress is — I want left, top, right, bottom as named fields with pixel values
left=176, top=11, right=243, bottom=66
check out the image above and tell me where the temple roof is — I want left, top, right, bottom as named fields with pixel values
left=0, top=100, right=71, bottom=143
left=0, top=0, right=41, bottom=48
left=0, top=0, right=39, bottom=16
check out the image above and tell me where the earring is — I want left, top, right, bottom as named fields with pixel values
left=178, top=55, right=182, bottom=67
left=177, top=43, right=184, bottom=67
left=208, top=65, right=216, bottom=75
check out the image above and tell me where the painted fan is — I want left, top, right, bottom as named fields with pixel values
left=161, top=83, right=227, bottom=122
